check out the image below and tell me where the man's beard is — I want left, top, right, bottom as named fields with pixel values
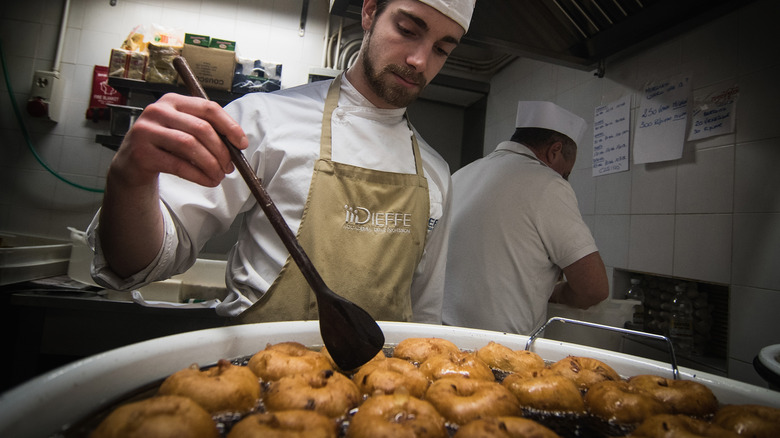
left=361, top=34, right=426, bottom=108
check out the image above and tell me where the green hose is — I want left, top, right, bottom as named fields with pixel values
left=0, top=38, right=104, bottom=193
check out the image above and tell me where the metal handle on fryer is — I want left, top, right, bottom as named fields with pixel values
left=525, top=317, right=680, bottom=380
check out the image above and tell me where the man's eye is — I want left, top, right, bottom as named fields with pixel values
left=398, top=24, right=415, bottom=36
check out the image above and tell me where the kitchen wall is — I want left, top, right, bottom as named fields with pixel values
left=0, top=0, right=333, bottom=243
left=2, top=0, right=779, bottom=386
left=485, top=0, right=780, bottom=386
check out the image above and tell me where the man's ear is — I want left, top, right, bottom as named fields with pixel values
left=362, top=0, right=378, bottom=31
left=547, top=141, right=564, bottom=163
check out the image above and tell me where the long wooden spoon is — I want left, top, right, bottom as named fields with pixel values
left=173, top=56, right=384, bottom=370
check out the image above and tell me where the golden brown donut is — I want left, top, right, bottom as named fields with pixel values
left=321, top=346, right=386, bottom=370
left=547, top=356, right=620, bottom=390
left=89, top=395, right=219, bottom=438
left=346, top=393, right=448, bottom=438
left=712, top=404, right=780, bottom=438
left=263, top=369, right=360, bottom=418
left=419, top=350, right=495, bottom=381
left=157, top=359, right=259, bottom=414
left=629, top=414, right=740, bottom=438
left=502, top=373, right=585, bottom=413
left=425, top=377, right=521, bottom=425
left=627, top=374, right=718, bottom=417
left=453, top=416, right=560, bottom=438
left=351, top=357, right=429, bottom=398
left=393, top=337, right=460, bottom=364
left=226, top=409, right=337, bottom=438
left=475, top=342, right=546, bottom=378
left=248, top=342, right=333, bottom=381
left=585, top=380, right=671, bottom=424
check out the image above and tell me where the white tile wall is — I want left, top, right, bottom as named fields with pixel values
left=628, top=214, right=675, bottom=276
left=594, top=214, right=630, bottom=269
left=673, top=214, right=732, bottom=284
left=630, top=161, right=677, bottom=214
left=3, top=0, right=780, bottom=387
left=0, top=0, right=332, bottom=240
left=736, top=65, right=780, bottom=144
left=732, top=213, right=780, bottom=290
left=594, top=170, right=631, bottom=215
left=675, top=145, right=734, bottom=214
left=734, top=138, right=780, bottom=213
left=728, top=285, right=780, bottom=364
left=483, top=0, right=780, bottom=384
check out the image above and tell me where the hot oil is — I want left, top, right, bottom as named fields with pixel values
left=51, top=379, right=163, bottom=437
left=55, top=347, right=636, bottom=438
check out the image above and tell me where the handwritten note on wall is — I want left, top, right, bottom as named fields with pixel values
left=634, top=73, right=691, bottom=164
left=688, top=85, right=739, bottom=141
left=592, top=95, right=631, bottom=176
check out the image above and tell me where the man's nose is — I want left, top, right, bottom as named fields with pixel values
left=406, top=44, right=430, bottom=72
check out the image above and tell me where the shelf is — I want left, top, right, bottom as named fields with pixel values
left=95, top=135, right=123, bottom=151
left=107, top=77, right=246, bottom=107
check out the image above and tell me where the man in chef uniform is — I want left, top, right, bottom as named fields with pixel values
left=442, top=101, right=609, bottom=334
left=86, top=0, right=476, bottom=324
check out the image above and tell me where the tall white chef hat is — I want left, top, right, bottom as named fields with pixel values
left=515, top=101, right=588, bottom=145
left=417, top=0, right=477, bottom=32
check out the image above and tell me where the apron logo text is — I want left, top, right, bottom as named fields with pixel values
left=343, top=205, right=412, bottom=234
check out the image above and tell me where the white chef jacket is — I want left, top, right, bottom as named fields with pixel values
left=442, top=141, right=597, bottom=334
left=87, top=75, right=452, bottom=323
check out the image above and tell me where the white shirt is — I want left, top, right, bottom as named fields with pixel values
left=442, top=141, right=597, bottom=334
left=88, top=76, right=452, bottom=323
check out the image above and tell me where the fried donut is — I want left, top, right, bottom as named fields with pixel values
left=629, top=414, right=740, bottom=438
left=453, top=416, right=560, bottom=438
left=248, top=342, right=332, bottom=381
left=226, top=410, right=337, bottom=438
left=627, top=375, right=718, bottom=417
left=347, top=393, right=447, bottom=438
left=263, top=369, right=360, bottom=418
left=321, top=346, right=386, bottom=370
left=502, top=373, right=585, bottom=413
left=393, top=337, right=460, bottom=364
left=89, top=395, right=219, bottom=438
left=425, top=377, right=521, bottom=425
left=475, top=342, right=546, bottom=378
left=157, top=359, right=259, bottom=414
left=419, top=350, right=495, bottom=381
left=351, top=357, right=429, bottom=398
left=547, top=356, right=620, bottom=390
left=712, top=404, right=780, bottom=438
left=585, top=380, right=670, bottom=424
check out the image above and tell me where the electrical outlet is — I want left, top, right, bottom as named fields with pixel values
left=31, top=71, right=56, bottom=100
left=28, top=70, right=64, bottom=122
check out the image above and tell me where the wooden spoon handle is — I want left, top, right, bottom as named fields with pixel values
left=172, top=56, right=327, bottom=292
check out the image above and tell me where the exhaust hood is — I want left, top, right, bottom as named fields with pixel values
left=330, top=0, right=754, bottom=79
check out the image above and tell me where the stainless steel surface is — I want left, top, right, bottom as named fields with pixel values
left=528, top=316, right=680, bottom=379
left=331, top=0, right=755, bottom=76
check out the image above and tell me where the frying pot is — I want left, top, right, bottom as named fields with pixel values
left=1, top=321, right=778, bottom=436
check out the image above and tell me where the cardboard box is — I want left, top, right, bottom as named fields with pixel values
left=185, top=33, right=210, bottom=47
left=108, top=48, right=148, bottom=80
left=181, top=35, right=236, bottom=92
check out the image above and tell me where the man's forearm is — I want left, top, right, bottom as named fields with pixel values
left=98, top=171, right=165, bottom=278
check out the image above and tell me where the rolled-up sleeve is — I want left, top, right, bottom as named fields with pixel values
left=86, top=200, right=190, bottom=290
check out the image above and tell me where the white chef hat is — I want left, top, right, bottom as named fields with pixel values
left=515, top=101, right=588, bottom=145
left=418, top=0, right=477, bottom=32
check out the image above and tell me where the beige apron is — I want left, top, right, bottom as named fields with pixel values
left=234, top=75, right=430, bottom=324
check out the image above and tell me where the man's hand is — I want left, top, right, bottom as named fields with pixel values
left=109, top=93, right=248, bottom=188
left=550, top=252, right=609, bottom=309
left=98, top=93, right=248, bottom=278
